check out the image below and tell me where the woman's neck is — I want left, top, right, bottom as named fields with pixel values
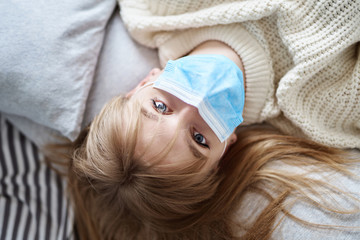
left=188, top=40, right=246, bottom=82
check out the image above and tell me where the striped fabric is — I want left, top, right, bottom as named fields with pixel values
left=0, top=115, right=75, bottom=240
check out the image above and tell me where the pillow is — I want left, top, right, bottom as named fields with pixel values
left=2, top=7, right=160, bottom=148
left=0, top=0, right=116, bottom=141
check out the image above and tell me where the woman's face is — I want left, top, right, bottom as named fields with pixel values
left=126, top=69, right=237, bottom=171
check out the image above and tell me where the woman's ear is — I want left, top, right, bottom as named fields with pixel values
left=126, top=68, right=161, bottom=97
left=228, top=132, right=237, bottom=146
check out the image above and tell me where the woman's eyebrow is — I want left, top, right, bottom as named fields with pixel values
left=186, top=136, right=207, bottom=160
left=141, top=107, right=159, bottom=121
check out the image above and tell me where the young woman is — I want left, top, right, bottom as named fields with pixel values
left=62, top=0, right=360, bottom=239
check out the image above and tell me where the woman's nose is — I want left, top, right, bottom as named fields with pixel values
left=178, top=103, right=199, bottom=118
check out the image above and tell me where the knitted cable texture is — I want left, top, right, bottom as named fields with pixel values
left=119, top=0, right=360, bottom=148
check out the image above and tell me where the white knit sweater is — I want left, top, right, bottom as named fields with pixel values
left=119, top=0, right=360, bottom=149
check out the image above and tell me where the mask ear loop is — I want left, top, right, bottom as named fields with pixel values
left=219, top=140, right=228, bottom=159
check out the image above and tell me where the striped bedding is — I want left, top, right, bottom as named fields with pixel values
left=0, top=115, right=75, bottom=240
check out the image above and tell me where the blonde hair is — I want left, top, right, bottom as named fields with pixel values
left=67, top=96, right=222, bottom=239
left=51, top=95, right=359, bottom=239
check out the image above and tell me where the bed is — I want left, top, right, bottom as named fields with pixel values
left=0, top=0, right=359, bottom=239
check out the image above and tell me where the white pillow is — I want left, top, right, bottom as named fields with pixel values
left=82, top=9, right=160, bottom=128
left=0, top=0, right=116, bottom=141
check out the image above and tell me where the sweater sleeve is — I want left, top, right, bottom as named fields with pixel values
left=119, top=0, right=281, bottom=48
left=270, top=0, right=360, bottom=148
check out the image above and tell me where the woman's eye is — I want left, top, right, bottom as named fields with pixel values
left=152, top=99, right=168, bottom=114
left=193, top=131, right=209, bottom=148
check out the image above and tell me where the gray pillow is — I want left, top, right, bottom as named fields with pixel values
left=0, top=0, right=116, bottom=141
left=1, top=5, right=160, bottom=147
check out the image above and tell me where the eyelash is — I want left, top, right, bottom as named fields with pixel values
left=192, top=129, right=209, bottom=149
left=151, top=98, right=171, bottom=114
left=151, top=98, right=209, bottom=149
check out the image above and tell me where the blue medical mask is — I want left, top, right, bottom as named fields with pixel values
left=153, top=54, right=245, bottom=143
